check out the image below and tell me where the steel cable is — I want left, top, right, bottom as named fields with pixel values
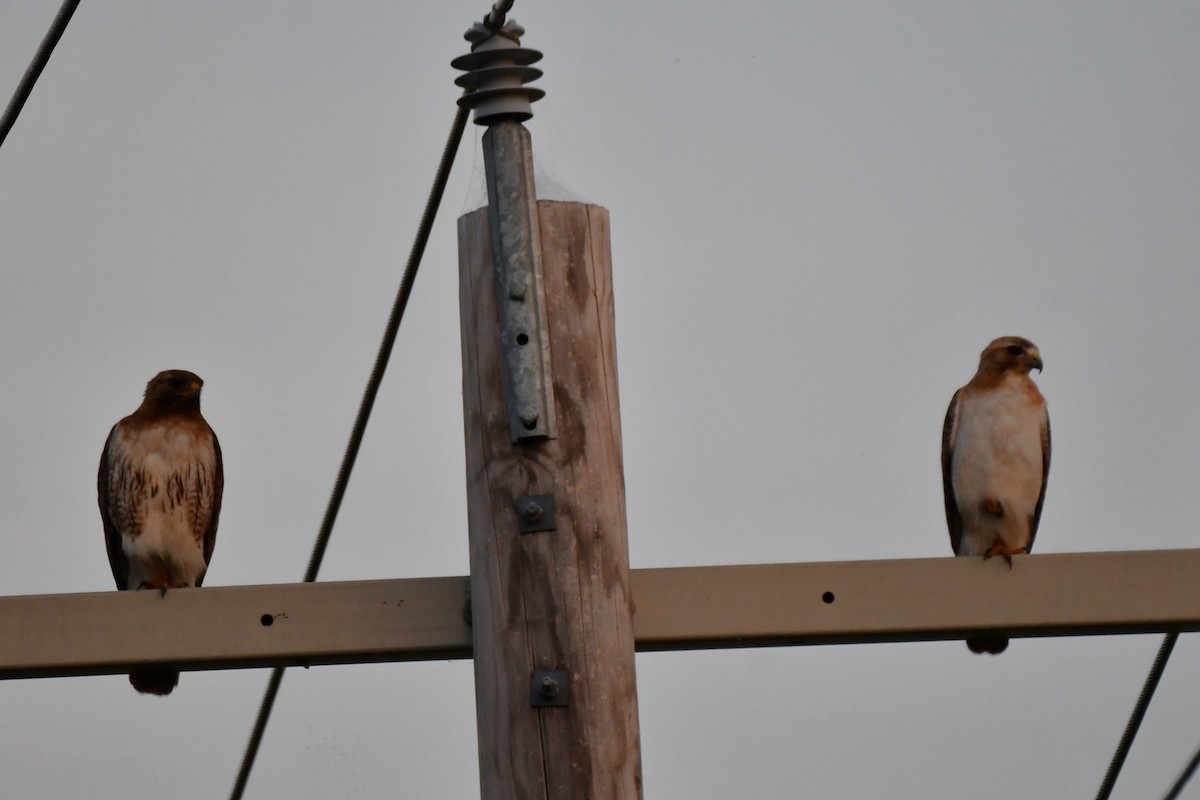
left=1162, top=734, right=1200, bottom=799
left=0, top=0, right=82, bottom=149
left=1095, top=632, right=1179, bottom=800
left=229, top=102, right=470, bottom=800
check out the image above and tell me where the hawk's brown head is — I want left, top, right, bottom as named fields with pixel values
left=977, top=336, right=1043, bottom=377
left=140, top=370, right=205, bottom=416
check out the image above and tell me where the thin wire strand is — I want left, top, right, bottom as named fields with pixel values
left=1095, top=632, right=1180, bottom=800
left=228, top=103, right=470, bottom=800
left=1162, top=738, right=1200, bottom=800
left=228, top=668, right=285, bottom=800
left=0, top=0, right=82, bottom=149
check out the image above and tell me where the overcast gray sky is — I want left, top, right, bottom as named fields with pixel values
left=3, top=1, right=1200, bottom=797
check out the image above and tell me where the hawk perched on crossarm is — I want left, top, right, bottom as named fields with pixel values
left=942, top=337, right=1050, bottom=655
left=98, top=370, right=223, bottom=694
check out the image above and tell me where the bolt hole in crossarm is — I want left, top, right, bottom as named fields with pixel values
left=516, top=332, right=529, bottom=345
left=822, top=591, right=835, bottom=604
left=260, top=614, right=274, bottom=627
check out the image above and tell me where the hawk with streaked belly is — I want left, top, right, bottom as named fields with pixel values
left=98, top=370, right=223, bottom=694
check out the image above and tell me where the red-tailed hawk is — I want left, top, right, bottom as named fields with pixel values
left=942, top=337, right=1050, bottom=655
left=98, top=370, right=223, bottom=694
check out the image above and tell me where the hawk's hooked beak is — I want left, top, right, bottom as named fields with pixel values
left=1030, top=351, right=1044, bottom=372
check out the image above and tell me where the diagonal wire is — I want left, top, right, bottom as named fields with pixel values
left=229, top=102, right=470, bottom=800
left=0, top=0, right=82, bottom=149
left=1095, top=632, right=1179, bottom=800
left=1164, top=745, right=1200, bottom=800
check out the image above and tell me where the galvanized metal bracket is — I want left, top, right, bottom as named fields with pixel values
left=516, top=494, right=556, bottom=534
left=482, top=120, right=558, bottom=443
left=530, top=670, right=569, bottom=707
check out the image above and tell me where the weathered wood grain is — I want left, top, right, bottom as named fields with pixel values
left=459, top=199, right=642, bottom=799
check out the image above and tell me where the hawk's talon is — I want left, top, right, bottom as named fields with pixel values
left=983, top=542, right=1026, bottom=569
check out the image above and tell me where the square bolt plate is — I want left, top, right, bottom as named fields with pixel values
left=530, top=670, right=569, bottom=707
left=516, top=494, right=556, bottom=534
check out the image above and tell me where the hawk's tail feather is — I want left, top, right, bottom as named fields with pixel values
left=129, top=667, right=179, bottom=696
left=966, top=637, right=1009, bottom=655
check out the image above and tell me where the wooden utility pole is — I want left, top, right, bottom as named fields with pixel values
left=454, top=17, right=643, bottom=800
